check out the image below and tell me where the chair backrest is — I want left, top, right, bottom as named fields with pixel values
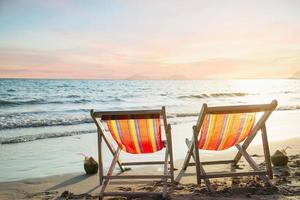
left=198, top=113, right=256, bottom=150
left=195, top=100, right=277, bottom=151
left=94, top=109, right=166, bottom=154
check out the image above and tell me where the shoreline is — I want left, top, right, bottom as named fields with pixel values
left=1, top=137, right=300, bottom=199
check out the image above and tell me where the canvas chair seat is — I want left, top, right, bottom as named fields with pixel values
left=102, top=114, right=164, bottom=154
left=199, top=113, right=256, bottom=150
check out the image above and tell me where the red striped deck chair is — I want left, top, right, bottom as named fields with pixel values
left=178, top=100, right=277, bottom=192
left=91, top=107, right=174, bottom=200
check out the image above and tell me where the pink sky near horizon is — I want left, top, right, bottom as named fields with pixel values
left=0, top=0, right=300, bottom=79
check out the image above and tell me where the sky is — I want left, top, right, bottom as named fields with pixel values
left=0, top=0, right=300, bottom=79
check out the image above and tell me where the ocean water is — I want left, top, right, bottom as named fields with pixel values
left=0, top=79, right=300, bottom=182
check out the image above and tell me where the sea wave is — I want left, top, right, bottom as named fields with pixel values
left=178, top=92, right=248, bottom=99
left=48, top=99, right=91, bottom=104
left=0, top=99, right=45, bottom=106
left=0, top=130, right=95, bottom=145
left=1, top=104, right=299, bottom=130
left=66, top=95, right=81, bottom=98
left=0, top=98, right=92, bottom=106
left=0, top=97, right=124, bottom=107
left=0, top=109, right=90, bottom=117
left=173, top=105, right=300, bottom=118
left=0, top=116, right=93, bottom=129
left=277, top=105, right=300, bottom=111
left=174, top=113, right=198, bottom=117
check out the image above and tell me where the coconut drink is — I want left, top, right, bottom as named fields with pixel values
left=271, top=148, right=288, bottom=166
left=78, top=153, right=99, bottom=174
left=84, top=156, right=99, bottom=174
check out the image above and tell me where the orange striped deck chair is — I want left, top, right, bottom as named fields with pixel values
left=91, top=107, right=174, bottom=200
left=178, top=100, right=277, bottom=191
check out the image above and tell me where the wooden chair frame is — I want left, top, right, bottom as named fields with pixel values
left=91, top=107, right=175, bottom=199
left=178, top=100, right=277, bottom=192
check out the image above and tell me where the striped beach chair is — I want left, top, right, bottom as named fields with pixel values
left=178, top=100, right=277, bottom=191
left=91, top=107, right=174, bottom=199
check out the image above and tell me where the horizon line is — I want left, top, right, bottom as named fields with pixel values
left=0, top=77, right=297, bottom=81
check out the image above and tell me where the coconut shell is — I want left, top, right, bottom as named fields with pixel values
left=271, top=150, right=288, bottom=166
left=84, top=157, right=98, bottom=174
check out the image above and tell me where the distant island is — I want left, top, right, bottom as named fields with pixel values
left=125, top=75, right=150, bottom=80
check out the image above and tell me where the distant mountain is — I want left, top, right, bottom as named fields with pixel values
left=124, top=75, right=150, bottom=80
left=124, top=74, right=189, bottom=80
left=291, top=70, right=300, bottom=79
left=166, top=74, right=188, bottom=80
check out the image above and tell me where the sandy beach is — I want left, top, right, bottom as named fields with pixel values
left=2, top=0, right=300, bottom=198
left=1, top=136, right=299, bottom=200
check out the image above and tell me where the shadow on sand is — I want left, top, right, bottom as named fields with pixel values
left=45, top=174, right=96, bottom=192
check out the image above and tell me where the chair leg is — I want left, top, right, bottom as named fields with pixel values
left=162, top=147, right=169, bottom=199
left=230, top=163, right=239, bottom=189
left=102, top=134, right=125, bottom=172
left=166, top=124, right=175, bottom=183
left=261, top=124, right=273, bottom=179
left=182, top=138, right=194, bottom=171
left=193, top=127, right=202, bottom=185
left=99, top=148, right=121, bottom=199
left=175, top=139, right=194, bottom=183
left=235, top=144, right=272, bottom=186
left=187, top=140, right=213, bottom=192
left=197, top=159, right=213, bottom=192
left=97, top=131, right=103, bottom=185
